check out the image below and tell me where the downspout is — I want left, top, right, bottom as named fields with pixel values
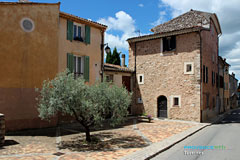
left=199, top=30, right=203, bottom=122
left=101, top=30, right=104, bottom=82
left=134, top=42, right=137, bottom=114
left=217, top=35, right=220, bottom=114
left=223, top=60, right=225, bottom=112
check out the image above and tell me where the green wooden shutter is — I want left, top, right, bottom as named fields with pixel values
left=67, top=53, right=70, bottom=71
left=67, top=53, right=74, bottom=73
left=70, top=54, right=74, bottom=73
left=67, top=20, right=73, bottom=41
left=84, top=56, right=90, bottom=82
left=85, top=25, right=91, bottom=44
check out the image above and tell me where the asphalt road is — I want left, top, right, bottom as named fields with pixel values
left=151, top=108, right=240, bottom=160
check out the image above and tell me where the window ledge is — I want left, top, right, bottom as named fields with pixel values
left=172, top=105, right=180, bottom=107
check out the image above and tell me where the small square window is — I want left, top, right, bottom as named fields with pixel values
left=137, top=74, right=144, bottom=84
left=186, top=64, right=192, bottom=72
left=184, top=62, right=194, bottom=74
left=174, top=97, right=179, bottom=106
left=106, top=75, right=114, bottom=82
left=172, top=95, right=181, bottom=107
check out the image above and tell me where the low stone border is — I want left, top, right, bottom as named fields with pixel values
left=0, top=113, right=5, bottom=146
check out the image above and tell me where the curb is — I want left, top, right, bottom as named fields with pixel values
left=120, top=110, right=233, bottom=160
left=119, top=124, right=209, bottom=160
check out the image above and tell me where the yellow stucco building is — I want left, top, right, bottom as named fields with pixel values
left=0, top=2, right=107, bottom=131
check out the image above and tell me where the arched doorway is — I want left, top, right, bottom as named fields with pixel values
left=157, top=96, right=167, bottom=118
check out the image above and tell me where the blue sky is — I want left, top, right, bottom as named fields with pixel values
left=3, top=0, right=240, bottom=80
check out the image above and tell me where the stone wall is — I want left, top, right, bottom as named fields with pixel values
left=201, top=20, right=219, bottom=121
left=129, top=32, right=201, bottom=122
left=0, top=114, right=5, bottom=146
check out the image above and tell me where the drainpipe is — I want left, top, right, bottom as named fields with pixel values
left=100, top=30, right=104, bottom=82
left=134, top=42, right=137, bottom=114
left=217, top=36, right=220, bottom=114
left=199, top=30, right=203, bottom=122
left=223, top=60, right=225, bottom=112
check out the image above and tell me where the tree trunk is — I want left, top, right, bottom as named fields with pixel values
left=85, top=126, right=91, bottom=142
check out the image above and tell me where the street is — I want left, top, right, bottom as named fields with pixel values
left=151, top=108, right=240, bottom=160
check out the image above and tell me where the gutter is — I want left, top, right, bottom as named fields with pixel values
left=101, top=31, right=104, bottom=82
left=199, top=30, right=203, bottom=122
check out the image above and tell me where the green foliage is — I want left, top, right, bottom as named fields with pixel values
left=105, top=47, right=121, bottom=65
left=36, top=70, right=132, bottom=142
left=111, top=47, right=121, bottom=65
left=106, top=49, right=112, bottom=64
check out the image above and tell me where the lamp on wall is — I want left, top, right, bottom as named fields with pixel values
left=105, top=45, right=111, bottom=54
left=102, top=43, right=111, bottom=54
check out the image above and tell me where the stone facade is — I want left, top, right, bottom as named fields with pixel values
left=0, top=114, right=5, bottom=146
left=229, top=73, right=238, bottom=109
left=128, top=20, right=220, bottom=122
left=129, top=32, right=201, bottom=122
left=200, top=21, right=219, bottom=121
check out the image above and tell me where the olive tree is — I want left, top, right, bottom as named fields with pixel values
left=36, top=70, right=132, bottom=142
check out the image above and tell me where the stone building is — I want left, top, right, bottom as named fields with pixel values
left=0, top=2, right=107, bottom=131
left=104, top=55, right=133, bottom=90
left=229, top=73, right=238, bottom=109
left=218, top=56, right=225, bottom=113
left=127, top=10, right=221, bottom=122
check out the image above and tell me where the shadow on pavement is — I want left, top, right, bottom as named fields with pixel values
left=59, top=131, right=149, bottom=152
left=0, top=140, right=19, bottom=150
left=5, top=117, right=149, bottom=137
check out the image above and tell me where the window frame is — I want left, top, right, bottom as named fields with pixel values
left=106, top=74, right=114, bottom=82
left=73, top=23, right=85, bottom=42
left=137, top=74, right=144, bottom=85
left=162, top=36, right=176, bottom=52
left=184, top=62, right=194, bottom=74
left=73, top=55, right=84, bottom=79
left=171, top=95, right=181, bottom=107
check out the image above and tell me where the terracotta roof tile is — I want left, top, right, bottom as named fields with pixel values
left=60, top=12, right=107, bottom=30
left=151, top=10, right=213, bottom=34
left=104, top=63, right=133, bottom=73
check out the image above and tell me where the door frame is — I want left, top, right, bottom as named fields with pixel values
left=157, top=95, right=168, bottom=118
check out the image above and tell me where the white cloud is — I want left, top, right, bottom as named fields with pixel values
left=98, top=11, right=138, bottom=51
left=138, top=4, right=144, bottom=7
left=156, top=0, right=240, bottom=79
left=151, top=11, right=168, bottom=26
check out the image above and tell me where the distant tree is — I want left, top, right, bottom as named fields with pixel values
left=111, top=47, right=121, bottom=65
left=106, top=49, right=112, bottom=63
left=105, top=47, right=121, bottom=65
left=36, top=70, right=132, bottom=142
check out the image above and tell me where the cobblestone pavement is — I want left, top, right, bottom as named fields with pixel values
left=0, top=119, right=197, bottom=160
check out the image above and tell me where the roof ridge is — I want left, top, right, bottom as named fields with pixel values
left=151, top=11, right=191, bottom=32
left=59, top=12, right=107, bottom=29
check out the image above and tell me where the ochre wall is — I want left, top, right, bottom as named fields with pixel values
left=58, top=17, right=102, bottom=85
left=129, top=32, right=201, bottom=122
left=104, top=71, right=132, bottom=88
left=0, top=3, right=59, bottom=131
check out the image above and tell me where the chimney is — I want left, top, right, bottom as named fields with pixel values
left=232, top=73, right=235, bottom=77
left=121, top=54, right=125, bottom=67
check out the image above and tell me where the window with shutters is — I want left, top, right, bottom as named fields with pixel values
left=67, top=20, right=91, bottom=44
left=73, top=23, right=84, bottom=42
left=67, top=53, right=90, bottom=82
left=203, top=65, right=208, bottom=83
left=212, top=71, right=215, bottom=86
